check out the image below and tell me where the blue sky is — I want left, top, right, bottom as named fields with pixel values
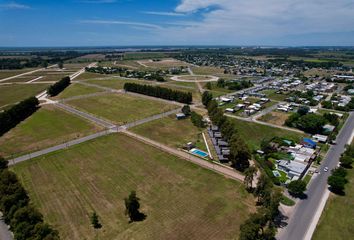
left=1, top=0, right=354, bottom=47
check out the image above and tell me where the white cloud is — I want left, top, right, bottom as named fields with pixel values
left=80, top=20, right=162, bottom=30
left=0, top=2, right=31, bottom=10
left=142, top=11, right=185, bottom=17
left=161, top=0, right=354, bottom=45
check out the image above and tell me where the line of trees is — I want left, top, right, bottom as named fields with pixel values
left=328, top=145, right=354, bottom=194
left=0, top=157, right=59, bottom=239
left=203, top=91, right=251, bottom=171
left=190, top=111, right=205, bottom=128
left=240, top=173, right=282, bottom=240
left=0, top=96, right=39, bottom=136
left=47, top=76, right=71, bottom=97
left=124, top=83, right=192, bottom=104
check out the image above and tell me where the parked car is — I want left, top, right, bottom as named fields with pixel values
left=324, top=167, right=329, bottom=172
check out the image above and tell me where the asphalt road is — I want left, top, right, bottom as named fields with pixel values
left=278, top=112, right=354, bottom=240
left=0, top=214, right=12, bottom=240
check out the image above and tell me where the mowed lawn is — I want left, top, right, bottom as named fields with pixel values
left=0, top=83, right=50, bottom=109
left=131, top=115, right=205, bottom=150
left=55, top=83, right=104, bottom=99
left=229, top=118, right=306, bottom=150
left=312, top=141, right=354, bottom=240
left=12, top=134, right=255, bottom=240
left=66, top=93, right=178, bottom=125
left=86, top=78, right=155, bottom=90
left=0, top=105, right=102, bottom=157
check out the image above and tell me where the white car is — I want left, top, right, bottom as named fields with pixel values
left=324, top=167, right=329, bottom=172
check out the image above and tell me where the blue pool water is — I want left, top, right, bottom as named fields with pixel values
left=190, top=148, right=209, bottom=158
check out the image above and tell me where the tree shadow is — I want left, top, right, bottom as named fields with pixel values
left=129, top=212, right=147, bottom=223
left=328, top=186, right=346, bottom=196
left=274, top=211, right=289, bottom=229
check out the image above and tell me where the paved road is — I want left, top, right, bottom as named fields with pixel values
left=278, top=112, right=354, bottom=240
left=55, top=102, right=116, bottom=129
left=123, top=130, right=245, bottom=182
left=0, top=213, right=12, bottom=240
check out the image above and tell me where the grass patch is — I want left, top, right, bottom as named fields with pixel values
left=131, top=115, right=205, bottom=150
left=280, top=195, right=295, bottom=206
left=55, top=83, right=104, bottom=99
left=0, top=105, right=102, bottom=157
left=0, top=83, right=50, bottom=109
left=67, top=93, right=178, bottom=125
left=261, top=90, right=288, bottom=101
left=11, top=133, right=254, bottom=239
left=87, top=78, right=155, bottom=90
left=228, top=118, right=306, bottom=151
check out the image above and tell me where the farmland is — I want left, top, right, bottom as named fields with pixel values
left=66, top=93, right=178, bottom=125
left=131, top=115, right=206, bottom=150
left=12, top=133, right=255, bottom=240
left=55, top=83, right=104, bottom=99
left=0, top=105, right=102, bottom=157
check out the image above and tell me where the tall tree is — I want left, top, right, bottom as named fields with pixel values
left=244, top=166, right=257, bottom=190
left=124, top=191, right=145, bottom=222
left=90, top=211, right=102, bottom=229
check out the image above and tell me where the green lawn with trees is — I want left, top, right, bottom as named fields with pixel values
left=12, top=133, right=255, bottom=240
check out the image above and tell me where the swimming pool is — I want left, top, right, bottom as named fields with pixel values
left=190, top=148, right=209, bottom=158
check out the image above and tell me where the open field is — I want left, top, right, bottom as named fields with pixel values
left=0, top=83, right=50, bottom=109
left=131, top=115, right=206, bottom=150
left=12, top=133, right=254, bottom=240
left=55, top=83, right=104, bottom=99
left=191, top=66, right=224, bottom=75
left=124, top=52, right=171, bottom=60
left=261, top=90, right=288, bottom=101
left=0, top=68, right=37, bottom=79
left=66, top=93, right=178, bottom=125
left=86, top=78, right=156, bottom=90
left=0, top=105, right=102, bottom=157
left=75, top=72, right=106, bottom=80
left=164, top=80, right=197, bottom=88
left=138, top=58, right=190, bottom=69
left=258, top=111, right=290, bottom=126
left=229, top=118, right=306, bottom=150
left=175, top=75, right=216, bottom=81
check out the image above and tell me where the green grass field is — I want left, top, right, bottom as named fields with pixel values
left=131, top=115, right=206, bottom=150
left=0, top=68, right=37, bottom=79
left=312, top=141, right=354, bottom=240
left=67, top=93, right=178, bottom=125
left=55, top=83, right=103, bottom=99
left=0, top=83, right=50, bottom=110
left=228, top=118, right=306, bottom=150
left=12, top=133, right=254, bottom=240
left=0, top=105, right=102, bottom=157
left=261, top=90, right=288, bottom=101
left=86, top=78, right=155, bottom=90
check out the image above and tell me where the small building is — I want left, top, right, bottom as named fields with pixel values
left=220, top=97, right=232, bottom=103
left=323, top=124, right=335, bottom=133
left=313, top=134, right=328, bottom=143
left=302, top=138, right=317, bottom=149
left=277, top=160, right=307, bottom=178
left=225, top=108, right=235, bottom=113
left=176, top=113, right=186, bottom=120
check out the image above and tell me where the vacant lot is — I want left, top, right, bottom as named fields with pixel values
left=75, top=72, right=105, bottom=80
left=176, top=75, right=215, bottom=81
left=229, top=118, right=306, bottom=150
left=0, top=68, right=36, bottom=80
left=0, top=83, right=50, bottom=109
left=131, top=115, right=206, bottom=150
left=259, top=111, right=290, bottom=126
left=55, top=83, right=104, bottom=99
left=191, top=66, right=224, bottom=75
left=138, top=58, right=190, bottom=69
left=261, top=90, right=288, bottom=101
left=0, top=105, right=101, bottom=157
left=86, top=78, right=155, bottom=90
left=313, top=142, right=354, bottom=240
left=12, top=134, right=254, bottom=240
left=67, top=93, right=178, bottom=125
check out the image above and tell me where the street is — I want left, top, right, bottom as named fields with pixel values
left=278, top=112, right=354, bottom=240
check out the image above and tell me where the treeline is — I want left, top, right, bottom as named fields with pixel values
left=214, top=79, right=253, bottom=91
left=0, top=51, right=81, bottom=70
left=328, top=145, right=354, bottom=194
left=203, top=91, right=250, bottom=171
left=0, top=97, right=39, bottom=136
left=47, top=76, right=71, bottom=97
left=0, top=157, right=59, bottom=239
left=124, top=83, right=192, bottom=104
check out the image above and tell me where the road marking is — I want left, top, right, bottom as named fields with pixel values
left=26, top=76, right=43, bottom=83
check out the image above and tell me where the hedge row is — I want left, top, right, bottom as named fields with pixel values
left=0, top=97, right=39, bottom=136
left=124, top=83, right=192, bottom=104
left=47, top=76, right=71, bottom=97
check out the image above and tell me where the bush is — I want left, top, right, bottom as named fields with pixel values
left=287, top=180, right=307, bottom=197
left=190, top=111, right=205, bottom=128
